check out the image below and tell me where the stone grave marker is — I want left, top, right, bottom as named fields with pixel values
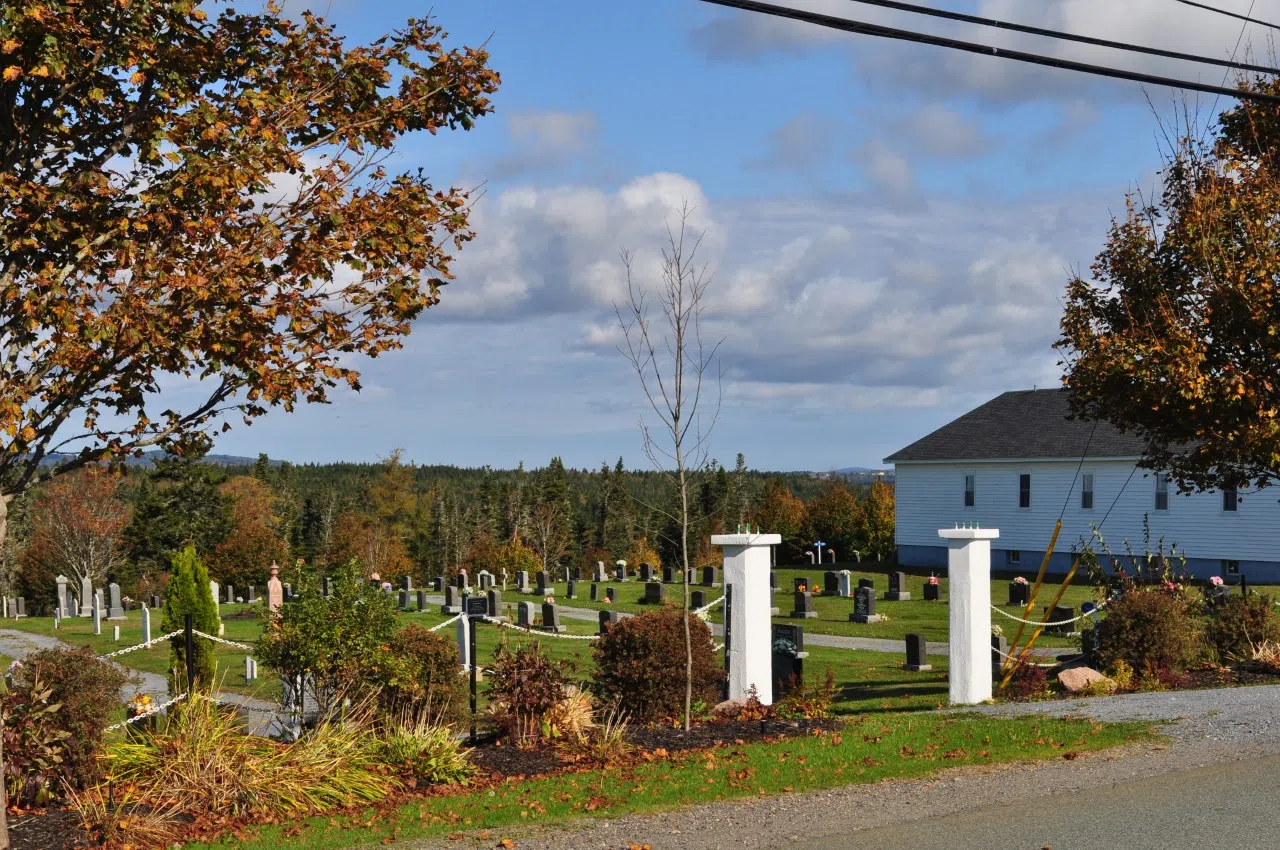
left=79, top=575, right=94, bottom=617
left=615, top=561, right=629, bottom=582
left=268, top=566, right=284, bottom=614
left=850, top=586, right=884, bottom=624
left=1080, top=625, right=1102, bottom=668
left=644, top=581, right=665, bottom=605
left=536, top=571, right=553, bottom=596
left=398, top=589, right=410, bottom=610
left=487, top=589, right=503, bottom=618
left=771, top=623, right=808, bottom=698
left=441, top=585, right=462, bottom=615
left=56, top=575, right=70, bottom=618
left=53, top=609, right=61, bottom=630
left=478, top=570, right=493, bottom=590
left=416, top=589, right=428, bottom=611
left=112, top=625, right=120, bottom=641
left=886, top=572, right=911, bottom=601
left=904, top=633, right=932, bottom=671
left=793, top=576, right=811, bottom=593
left=924, top=578, right=941, bottom=601
left=141, top=605, right=151, bottom=643
left=662, top=565, right=676, bottom=584
left=1045, top=605, right=1075, bottom=636
left=790, top=589, right=817, bottom=619
left=224, top=584, right=236, bottom=604
left=321, top=577, right=333, bottom=597
left=605, top=586, right=616, bottom=603
left=517, top=601, right=535, bottom=629
left=400, top=576, right=413, bottom=593
left=92, top=599, right=102, bottom=635
left=598, top=610, right=619, bottom=634
left=858, top=578, right=875, bottom=590
left=590, top=583, right=599, bottom=601
left=516, top=570, right=532, bottom=594
left=691, top=589, right=706, bottom=610
left=1008, top=580, right=1030, bottom=607
left=247, top=585, right=256, bottom=603
left=823, top=571, right=839, bottom=596
left=566, top=579, right=577, bottom=599
left=432, top=576, right=445, bottom=592
left=15, top=597, right=24, bottom=618
left=770, top=571, right=779, bottom=593
left=456, top=569, right=469, bottom=590
left=540, top=602, right=566, bottom=633
left=992, top=635, right=1009, bottom=673
left=594, top=561, right=607, bottom=582
left=245, top=657, right=257, bottom=683
left=702, top=566, right=718, bottom=587
left=150, top=594, right=162, bottom=610
left=837, top=570, right=853, bottom=598
left=639, top=563, right=654, bottom=583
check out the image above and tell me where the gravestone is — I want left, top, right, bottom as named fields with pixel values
left=400, top=576, right=413, bottom=593
left=1045, top=605, right=1076, bottom=636
left=456, top=569, right=469, bottom=590
left=858, top=578, right=875, bottom=590
left=594, top=561, right=607, bottom=582
left=702, top=566, right=718, bottom=587
left=837, top=570, right=853, bottom=598
left=1008, top=581, right=1030, bottom=607
left=794, top=576, right=810, bottom=593
left=141, top=605, right=151, bottom=643
left=992, top=635, right=1009, bottom=673
left=267, top=565, right=284, bottom=614
left=517, top=601, right=535, bottom=629
left=615, top=561, right=629, bottom=582
left=771, top=623, right=808, bottom=698
left=790, top=589, right=817, bottom=619
left=210, top=580, right=220, bottom=612
left=540, top=602, right=566, bottom=633
left=440, top=585, right=462, bottom=615
left=644, top=581, right=665, bottom=605
left=15, top=597, right=24, bottom=618
left=590, top=583, right=599, bottom=601
left=416, top=589, right=428, bottom=611
left=692, top=589, right=706, bottom=610
left=639, top=563, right=654, bottom=583
left=924, top=579, right=941, bottom=601
left=823, top=571, right=839, bottom=597
left=95, top=588, right=104, bottom=618
left=598, top=609, right=619, bottom=634
left=284, top=583, right=293, bottom=602
left=850, top=586, right=884, bottom=623
left=886, top=572, right=911, bottom=601
left=536, top=571, right=553, bottom=596
left=516, top=571, right=532, bottom=594
left=398, top=589, right=410, bottom=610
left=55, top=575, right=70, bottom=618
left=112, top=625, right=120, bottom=641
left=663, top=565, right=676, bottom=584
left=1080, top=626, right=1102, bottom=668
left=92, top=600, right=102, bottom=635
left=53, top=609, right=61, bottom=630
left=322, top=577, right=333, bottom=598
left=432, top=576, right=445, bottom=592
left=478, top=570, right=493, bottom=590
left=605, top=586, right=616, bottom=603
left=770, top=571, right=779, bottom=592
left=487, top=589, right=503, bottom=618
left=3, top=598, right=12, bottom=619
left=247, top=585, right=256, bottom=603
left=68, top=594, right=78, bottom=617
left=566, top=579, right=577, bottom=599
left=245, top=657, right=257, bottom=683
left=904, top=633, right=932, bottom=671
left=224, top=584, right=235, bottom=605
left=79, top=575, right=93, bottom=617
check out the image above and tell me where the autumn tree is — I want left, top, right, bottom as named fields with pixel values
left=122, top=447, right=233, bottom=575
left=1059, top=79, right=1280, bottom=492
left=209, top=476, right=288, bottom=589
left=0, top=0, right=499, bottom=555
left=806, top=481, right=863, bottom=559
left=751, top=479, right=808, bottom=562
left=329, top=510, right=412, bottom=581
left=861, top=479, right=896, bottom=562
left=23, top=468, right=129, bottom=592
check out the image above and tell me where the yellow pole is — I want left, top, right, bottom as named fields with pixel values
left=1000, top=520, right=1061, bottom=675
left=997, top=557, right=1082, bottom=691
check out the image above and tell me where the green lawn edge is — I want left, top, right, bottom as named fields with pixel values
left=184, top=714, right=1156, bottom=850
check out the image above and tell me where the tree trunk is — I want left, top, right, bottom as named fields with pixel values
left=0, top=493, right=11, bottom=850
left=680, top=469, right=692, bottom=732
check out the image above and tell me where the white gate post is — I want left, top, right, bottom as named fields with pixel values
left=712, top=532, right=781, bottom=705
left=938, top=525, right=999, bottom=705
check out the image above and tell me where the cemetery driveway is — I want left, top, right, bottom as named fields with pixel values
left=0, top=628, right=279, bottom=734
left=407, top=684, right=1280, bottom=850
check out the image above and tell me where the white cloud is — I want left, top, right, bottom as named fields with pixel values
left=487, top=109, right=600, bottom=179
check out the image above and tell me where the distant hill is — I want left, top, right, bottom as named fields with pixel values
left=835, top=466, right=882, bottom=474
left=39, top=450, right=271, bottom=469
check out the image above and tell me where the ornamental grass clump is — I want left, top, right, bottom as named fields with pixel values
left=376, top=715, right=475, bottom=785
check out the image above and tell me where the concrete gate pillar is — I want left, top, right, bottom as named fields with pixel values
left=712, top=532, right=781, bottom=705
left=939, top=525, right=999, bottom=705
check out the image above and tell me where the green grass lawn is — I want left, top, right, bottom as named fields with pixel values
left=492, top=564, right=1101, bottom=647
left=184, top=713, right=1155, bottom=850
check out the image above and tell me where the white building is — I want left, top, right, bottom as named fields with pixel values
left=884, top=388, right=1278, bottom=583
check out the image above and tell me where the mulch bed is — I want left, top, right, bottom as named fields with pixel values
left=10, top=806, right=91, bottom=850
left=626, top=716, right=842, bottom=754
left=1181, top=665, right=1280, bottom=689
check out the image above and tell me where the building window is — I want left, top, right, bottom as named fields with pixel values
left=1222, top=559, right=1240, bottom=577
left=963, top=473, right=975, bottom=508
left=1223, top=484, right=1239, bottom=512
left=1080, top=473, right=1094, bottom=510
left=1018, top=473, right=1031, bottom=509
left=1155, top=473, right=1169, bottom=511
left=1006, top=550, right=1021, bottom=566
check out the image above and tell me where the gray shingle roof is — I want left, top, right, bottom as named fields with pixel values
left=883, top=389, right=1149, bottom=463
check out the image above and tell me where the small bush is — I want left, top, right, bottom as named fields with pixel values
left=1005, top=660, right=1051, bottom=701
left=2, top=674, right=71, bottom=805
left=486, top=640, right=571, bottom=745
left=162, top=544, right=219, bottom=694
left=1205, top=594, right=1280, bottom=662
left=11, top=646, right=128, bottom=789
left=776, top=669, right=838, bottom=719
left=544, top=685, right=595, bottom=742
left=591, top=608, right=723, bottom=721
left=379, top=624, right=467, bottom=723
left=375, top=717, right=475, bottom=785
left=1108, top=659, right=1135, bottom=691
left=1097, top=587, right=1202, bottom=677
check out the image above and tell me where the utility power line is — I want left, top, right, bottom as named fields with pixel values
left=1174, top=0, right=1280, bottom=33
left=697, top=0, right=1280, bottom=105
left=842, top=0, right=1280, bottom=75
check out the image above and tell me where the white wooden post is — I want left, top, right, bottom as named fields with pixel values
left=712, top=532, right=781, bottom=705
left=939, top=526, right=999, bottom=705
left=456, top=615, right=471, bottom=673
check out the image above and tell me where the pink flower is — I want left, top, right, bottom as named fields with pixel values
left=1164, top=581, right=1177, bottom=592
left=927, top=576, right=939, bottom=585
left=544, top=596, right=554, bottom=604
left=1013, top=577, right=1028, bottom=585
left=1210, top=576, right=1224, bottom=587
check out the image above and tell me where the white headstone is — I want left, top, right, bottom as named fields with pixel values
left=79, top=575, right=93, bottom=617
left=92, top=601, right=102, bottom=636
left=53, top=609, right=61, bottom=630
left=711, top=532, right=782, bottom=705
left=938, top=526, right=1000, bottom=706
left=112, top=624, right=120, bottom=641
left=55, top=575, right=70, bottom=618
left=141, top=605, right=151, bottom=644
left=456, top=614, right=471, bottom=673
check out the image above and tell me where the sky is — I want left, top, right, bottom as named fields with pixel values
left=208, top=0, right=1276, bottom=472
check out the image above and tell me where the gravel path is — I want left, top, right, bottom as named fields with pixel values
left=400, top=684, right=1280, bottom=850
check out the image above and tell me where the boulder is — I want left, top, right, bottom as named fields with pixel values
left=713, top=698, right=751, bottom=716
left=1057, top=666, right=1115, bottom=694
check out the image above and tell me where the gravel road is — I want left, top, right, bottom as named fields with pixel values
left=400, top=683, right=1280, bottom=850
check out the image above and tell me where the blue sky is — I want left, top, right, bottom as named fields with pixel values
left=212, top=0, right=1272, bottom=472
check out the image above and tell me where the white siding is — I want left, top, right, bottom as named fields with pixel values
left=894, top=460, right=1280, bottom=562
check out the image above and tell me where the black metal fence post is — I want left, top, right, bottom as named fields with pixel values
left=469, top=614, right=478, bottom=746
left=184, top=613, right=195, bottom=693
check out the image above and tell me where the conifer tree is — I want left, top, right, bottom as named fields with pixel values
left=161, top=544, right=219, bottom=694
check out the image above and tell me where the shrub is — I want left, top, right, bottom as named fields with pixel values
left=1004, top=659, right=1051, bottom=701
left=161, top=544, right=219, bottom=694
left=375, top=716, right=475, bottom=785
left=379, top=624, right=467, bottom=724
left=591, top=608, right=723, bottom=721
left=1108, top=659, right=1135, bottom=691
left=11, top=646, right=128, bottom=788
left=1205, top=594, right=1280, bottom=662
left=2, top=674, right=71, bottom=805
left=485, top=640, right=572, bottom=745
left=1098, top=587, right=1202, bottom=677
left=776, top=668, right=838, bottom=719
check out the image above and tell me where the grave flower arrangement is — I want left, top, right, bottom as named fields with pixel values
left=1013, top=577, right=1028, bottom=585
left=1210, top=576, right=1224, bottom=587
left=927, top=576, right=939, bottom=586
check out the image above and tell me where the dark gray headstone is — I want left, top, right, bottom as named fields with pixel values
left=904, top=633, right=931, bottom=671
left=441, top=585, right=461, bottom=614
left=858, top=578, right=875, bottom=590
left=536, top=571, right=553, bottom=596
left=432, top=576, right=444, bottom=592
left=416, top=589, right=428, bottom=611
left=992, top=634, right=1009, bottom=670
left=150, top=594, right=162, bottom=610
left=517, top=601, right=535, bottom=628
left=701, top=566, right=718, bottom=587
left=566, top=579, right=577, bottom=599
left=590, top=583, right=599, bottom=601
left=456, top=569, right=469, bottom=590
left=516, top=570, right=531, bottom=594
left=662, top=565, right=676, bottom=584
left=479, top=570, right=493, bottom=590
left=639, top=563, right=654, bottom=583
left=400, top=576, right=412, bottom=592
left=594, top=562, right=607, bottom=582
left=924, top=580, right=941, bottom=601
left=1008, top=581, right=1030, bottom=607
left=823, top=571, right=839, bottom=596
left=398, top=590, right=409, bottom=610
left=598, top=609, right=619, bottom=634
left=794, top=576, right=811, bottom=593
left=790, top=590, right=817, bottom=619
left=540, top=602, right=565, bottom=632
left=605, top=586, right=616, bottom=603
left=247, top=585, right=256, bottom=603
left=487, top=589, right=503, bottom=618
left=850, top=586, right=882, bottom=623
left=770, top=571, right=779, bottom=590
left=885, top=571, right=911, bottom=601
left=224, top=584, right=235, bottom=604
left=691, top=589, right=706, bottom=610
left=15, top=597, right=25, bottom=618
left=321, top=577, right=332, bottom=598
left=644, top=581, right=665, bottom=605
left=1045, top=605, right=1075, bottom=636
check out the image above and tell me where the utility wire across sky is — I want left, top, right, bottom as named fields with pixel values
left=697, top=0, right=1280, bottom=105
left=1174, top=0, right=1280, bottom=33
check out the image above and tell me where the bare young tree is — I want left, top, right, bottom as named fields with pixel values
left=529, top=501, right=570, bottom=573
left=616, top=202, right=722, bottom=731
